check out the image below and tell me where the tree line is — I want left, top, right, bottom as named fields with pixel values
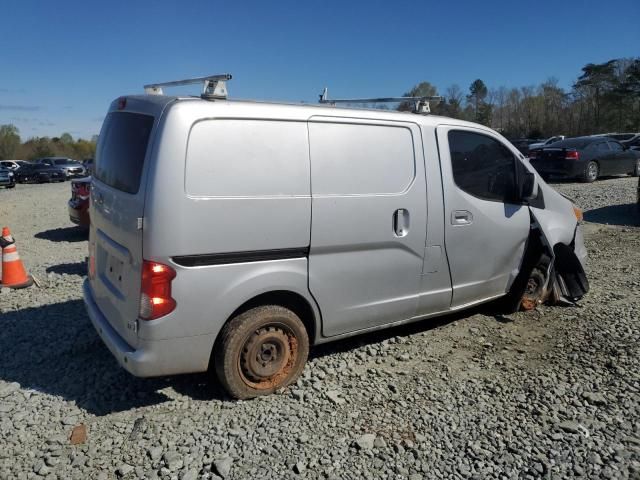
left=1, top=57, right=638, bottom=161
left=0, top=125, right=97, bottom=161
left=400, top=57, right=640, bottom=139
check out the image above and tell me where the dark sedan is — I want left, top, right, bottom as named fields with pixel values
left=529, top=136, right=640, bottom=183
left=14, top=163, right=66, bottom=183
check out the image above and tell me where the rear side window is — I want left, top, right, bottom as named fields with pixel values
left=448, top=130, right=517, bottom=203
left=607, top=141, right=623, bottom=152
left=309, top=122, right=415, bottom=195
left=94, top=112, right=154, bottom=194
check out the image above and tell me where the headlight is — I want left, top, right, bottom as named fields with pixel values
left=8, top=172, right=13, bottom=177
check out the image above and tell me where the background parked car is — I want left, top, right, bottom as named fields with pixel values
left=602, top=132, right=638, bottom=141
left=14, top=163, right=66, bottom=183
left=37, top=157, right=86, bottom=179
left=0, top=166, right=16, bottom=188
left=526, top=135, right=566, bottom=150
left=0, top=160, right=29, bottom=171
left=68, top=176, right=91, bottom=227
left=509, top=138, right=539, bottom=156
left=529, top=136, right=640, bottom=182
left=622, top=134, right=640, bottom=151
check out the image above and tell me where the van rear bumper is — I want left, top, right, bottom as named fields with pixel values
left=83, top=280, right=214, bottom=377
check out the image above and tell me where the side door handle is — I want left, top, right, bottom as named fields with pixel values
left=451, top=210, right=473, bottom=225
left=393, top=209, right=410, bottom=237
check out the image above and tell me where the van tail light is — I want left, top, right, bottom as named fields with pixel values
left=529, top=150, right=538, bottom=160
left=139, top=260, right=176, bottom=320
left=565, top=150, right=580, bottom=160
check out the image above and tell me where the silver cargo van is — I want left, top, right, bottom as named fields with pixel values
left=83, top=76, right=588, bottom=399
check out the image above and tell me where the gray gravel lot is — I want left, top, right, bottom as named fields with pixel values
left=0, top=177, right=639, bottom=479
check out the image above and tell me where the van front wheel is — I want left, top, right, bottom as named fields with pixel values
left=214, top=305, right=309, bottom=399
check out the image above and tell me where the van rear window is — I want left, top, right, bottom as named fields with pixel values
left=94, top=112, right=154, bottom=194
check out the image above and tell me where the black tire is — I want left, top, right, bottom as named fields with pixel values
left=582, top=161, right=598, bottom=183
left=631, top=158, right=640, bottom=177
left=214, top=305, right=309, bottom=399
left=6, top=184, right=15, bottom=189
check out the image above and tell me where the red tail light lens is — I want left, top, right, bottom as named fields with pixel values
left=139, top=260, right=176, bottom=320
left=78, top=183, right=90, bottom=197
left=565, top=150, right=579, bottom=160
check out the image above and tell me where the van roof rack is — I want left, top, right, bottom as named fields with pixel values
left=144, top=74, right=232, bottom=100
left=318, top=87, right=442, bottom=114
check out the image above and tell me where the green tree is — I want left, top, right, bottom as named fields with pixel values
left=467, top=79, right=488, bottom=121
left=25, top=137, right=55, bottom=160
left=60, top=132, right=74, bottom=144
left=0, top=124, right=21, bottom=160
left=574, top=60, right=618, bottom=131
left=397, top=81, right=438, bottom=112
left=441, top=84, right=464, bottom=118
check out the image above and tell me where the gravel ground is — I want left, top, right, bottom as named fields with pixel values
left=0, top=177, right=639, bottom=480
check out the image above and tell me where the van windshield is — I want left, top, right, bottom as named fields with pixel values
left=94, top=112, right=154, bottom=194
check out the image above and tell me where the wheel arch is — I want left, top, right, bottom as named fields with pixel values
left=209, top=289, right=320, bottom=371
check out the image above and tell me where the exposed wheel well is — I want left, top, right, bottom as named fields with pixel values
left=552, top=243, right=589, bottom=299
left=502, top=226, right=549, bottom=312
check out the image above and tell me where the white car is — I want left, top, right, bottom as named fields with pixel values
left=528, top=135, right=565, bottom=150
left=0, top=160, right=28, bottom=171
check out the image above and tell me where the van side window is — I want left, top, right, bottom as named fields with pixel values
left=186, top=120, right=309, bottom=197
left=309, top=122, right=415, bottom=195
left=448, top=130, right=517, bottom=203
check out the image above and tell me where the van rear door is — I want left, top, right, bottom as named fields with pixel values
left=89, top=101, right=157, bottom=348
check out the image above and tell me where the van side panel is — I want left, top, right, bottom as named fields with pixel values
left=145, top=109, right=311, bottom=257
left=308, top=117, right=427, bottom=337
left=141, top=104, right=313, bottom=342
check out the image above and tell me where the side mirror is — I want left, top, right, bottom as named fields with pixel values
left=519, top=171, right=537, bottom=202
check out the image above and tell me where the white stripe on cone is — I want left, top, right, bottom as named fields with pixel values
left=3, top=251, right=21, bottom=262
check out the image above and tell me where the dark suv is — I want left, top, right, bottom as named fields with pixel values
left=37, top=157, right=86, bottom=179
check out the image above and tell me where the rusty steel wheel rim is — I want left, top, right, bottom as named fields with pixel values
left=238, top=325, right=298, bottom=390
left=521, top=269, right=545, bottom=311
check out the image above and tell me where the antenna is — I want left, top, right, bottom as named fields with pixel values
left=318, top=87, right=442, bottom=114
left=144, top=74, right=233, bottom=100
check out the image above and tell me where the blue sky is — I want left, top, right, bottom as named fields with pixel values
left=1, top=0, right=638, bottom=140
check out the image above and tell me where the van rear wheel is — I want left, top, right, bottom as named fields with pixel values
left=214, top=305, right=309, bottom=399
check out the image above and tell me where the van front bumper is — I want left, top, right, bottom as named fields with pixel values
left=83, top=280, right=214, bottom=377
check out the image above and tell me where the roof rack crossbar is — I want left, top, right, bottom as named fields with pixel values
left=144, top=74, right=233, bottom=99
left=318, top=87, right=442, bottom=114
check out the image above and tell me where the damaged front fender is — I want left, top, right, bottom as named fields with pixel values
left=508, top=199, right=589, bottom=311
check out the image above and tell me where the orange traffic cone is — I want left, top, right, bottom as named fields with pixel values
left=1, top=227, right=33, bottom=289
